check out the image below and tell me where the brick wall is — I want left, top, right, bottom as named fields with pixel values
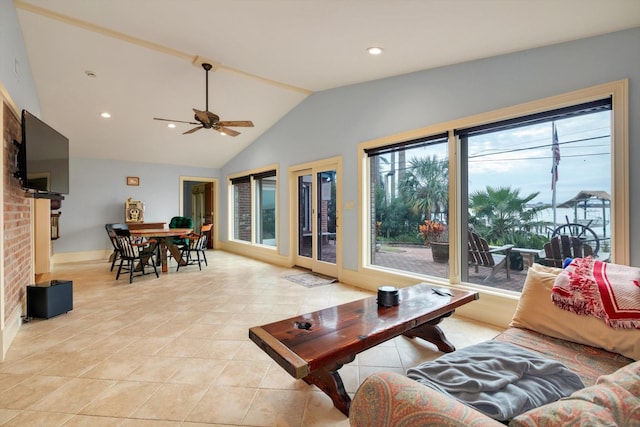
left=234, top=181, right=252, bottom=241
left=3, top=101, right=31, bottom=323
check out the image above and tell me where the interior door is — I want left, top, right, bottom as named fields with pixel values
left=191, top=183, right=206, bottom=231
left=183, top=178, right=216, bottom=249
left=293, top=166, right=338, bottom=277
left=191, top=182, right=215, bottom=248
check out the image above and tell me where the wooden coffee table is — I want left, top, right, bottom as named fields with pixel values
left=249, top=283, right=478, bottom=416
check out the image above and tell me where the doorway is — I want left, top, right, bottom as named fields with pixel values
left=291, top=159, right=341, bottom=278
left=180, top=177, right=217, bottom=249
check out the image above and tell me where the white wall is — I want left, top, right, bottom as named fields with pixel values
left=221, top=27, right=640, bottom=270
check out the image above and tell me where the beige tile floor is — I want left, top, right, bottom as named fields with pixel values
left=0, top=250, right=503, bottom=426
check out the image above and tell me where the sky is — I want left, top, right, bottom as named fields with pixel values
left=467, top=110, right=611, bottom=207
left=377, top=109, right=612, bottom=235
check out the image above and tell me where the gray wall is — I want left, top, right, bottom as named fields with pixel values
left=221, top=27, right=640, bottom=270
left=54, top=158, right=218, bottom=253
left=0, top=0, right=39, bottom=115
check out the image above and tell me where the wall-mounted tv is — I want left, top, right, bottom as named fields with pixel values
left=16, top=110, right=70, bottom=196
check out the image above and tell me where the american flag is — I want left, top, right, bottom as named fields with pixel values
left=551, top=122, right=560, bottom=190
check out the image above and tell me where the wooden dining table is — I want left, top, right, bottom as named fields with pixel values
left=129, top=228, right=192, bottom=272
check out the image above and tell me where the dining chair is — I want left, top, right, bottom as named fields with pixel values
left=105, top=223, right=128, bottom=271
left=169, top=216, right=194, bottom=245
left=167, top=216, right=194, bottom=263
left=113, top=228, right=159, bottom=283
left=177, top=223, right=213, bottom=271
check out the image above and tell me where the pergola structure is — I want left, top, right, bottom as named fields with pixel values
left=557, top=190, right=611, bottom=238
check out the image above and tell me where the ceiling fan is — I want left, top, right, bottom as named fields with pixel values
left=153, top=63, right=254, bottom=137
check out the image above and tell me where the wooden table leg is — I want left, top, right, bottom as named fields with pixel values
left=302, top=355, right=355, bottom=416
left=403, top=311, right=456, bottom=353
left=159, top=238, right=168, bottom=273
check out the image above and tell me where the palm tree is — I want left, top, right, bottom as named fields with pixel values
left=469, top=186, right=547, bottom=243
left=399, top=155, right=448, bottom=221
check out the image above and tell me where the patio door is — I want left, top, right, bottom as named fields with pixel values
left=293, top=163, right=339, bottom=278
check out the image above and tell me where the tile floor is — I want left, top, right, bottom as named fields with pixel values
left=0, top=250, right=503, bottom=426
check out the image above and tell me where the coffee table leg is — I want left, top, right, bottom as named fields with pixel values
left=302, top=355, right=355, bottom=416
left=403, top=312, right=456, bottom=353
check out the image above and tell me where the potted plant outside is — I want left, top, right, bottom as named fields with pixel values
left=418, top=220, right=449, bottom=263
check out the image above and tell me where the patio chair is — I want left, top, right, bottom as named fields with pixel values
left=468, top=231, right=514, bottom=282
left=542, top=235, right=593, bottom=268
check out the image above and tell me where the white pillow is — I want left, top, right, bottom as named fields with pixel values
left=510, top=263, right=640, bottom=360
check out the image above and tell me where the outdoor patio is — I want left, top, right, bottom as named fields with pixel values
left=374, top=245, right=529, bottom=293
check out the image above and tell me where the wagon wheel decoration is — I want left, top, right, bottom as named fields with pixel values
left=552, top=216, right=600, bottom=256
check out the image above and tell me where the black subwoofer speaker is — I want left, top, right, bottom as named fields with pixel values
left=27, top=280, right=73, bottom=319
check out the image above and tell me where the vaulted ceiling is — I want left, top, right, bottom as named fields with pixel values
left=15, top=0, right=640, bottom=168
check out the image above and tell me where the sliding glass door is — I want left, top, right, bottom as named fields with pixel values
left=293, top=164, right=338, bottom=277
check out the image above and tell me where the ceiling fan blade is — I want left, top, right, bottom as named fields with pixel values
left=183, top=126, right=203, bottom=135
left=193, top=108, right=211, bottom=125
left=154, top=117, right=199, bottom=125
left=216, top=126, right=240, bottom=137
left=218, top=120, right=254, bottom=128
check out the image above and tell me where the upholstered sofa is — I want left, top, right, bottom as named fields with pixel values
left=349, top=263, right=640, bottom=426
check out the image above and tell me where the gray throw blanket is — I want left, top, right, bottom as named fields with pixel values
left=406, top=341, right=584, bottom=421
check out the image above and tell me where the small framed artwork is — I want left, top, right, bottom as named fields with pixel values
left=127, top=176, right=140, bottom=186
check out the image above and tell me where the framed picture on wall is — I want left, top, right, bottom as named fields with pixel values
left=127, top=176, right=140, bottom=186
left=125, top=198, right=144, bottom=223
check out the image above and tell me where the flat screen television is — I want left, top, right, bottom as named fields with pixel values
left=16, top=110, right=70, bottom=196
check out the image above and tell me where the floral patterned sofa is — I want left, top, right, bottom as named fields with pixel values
left=349, top=263, right=640, bottom=426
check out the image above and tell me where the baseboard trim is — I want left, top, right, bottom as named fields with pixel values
left=53, top=249, right=111, bottom=264
left=1, top=305, right=22, bottom=361
left=218, top=241, right=292, bottom=267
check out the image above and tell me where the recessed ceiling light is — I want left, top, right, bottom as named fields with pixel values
left=100, top=112, right=111, bottom=118
left=167, top=123, right=176, bottom=128
left=367, top=47, right=383, bottom=55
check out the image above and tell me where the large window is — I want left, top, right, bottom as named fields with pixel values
left=255, top=171, right=277, bottom=246
left=230, top=169, right=277, bottom=247
left=362, top=82, right=627, bottom=293
left=367, top=134, right=450, bottom=280
left=458, top=99, right=612, bottom=290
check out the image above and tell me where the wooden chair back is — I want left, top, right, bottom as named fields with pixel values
left=543, top=235, right=593, bottom=268
left=468, top=231, right=495, bottom=267
left=468, top=231, right=514, bottom=282
left=177, top=223, right=213, bottom=271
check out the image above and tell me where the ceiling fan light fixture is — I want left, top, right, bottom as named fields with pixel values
left=367, top=46, right=384, bottom=55
left=167, top=123, right=176, bottom=128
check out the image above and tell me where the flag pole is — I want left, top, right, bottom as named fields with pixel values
left=551, top=122, right=559, bottom=228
